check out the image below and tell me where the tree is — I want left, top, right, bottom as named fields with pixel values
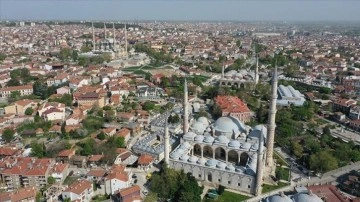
left=104, top=110, right=115, bottom=122
left=144, top=192, right=158, bottom=202
left=7, top=78, right=20, bottom=86
left=168, top=114, right=180, bottom=124
left=309, top=150, right=338, bottom=173
left=25, top=108, right=34, bottom=116
left=114, top=136, right=125, bottom=148
left=2, top=129, right=15, bottom=143
left=0, top=53, right=6, bottom=61
left=97, top=132, right=106, bottom=140
left=218, top=185, right=225, bottom=195
left=30, top=141, right=46, bottom=158
left=47, top=176, right=56, bottom=184
left=143, top=101, right=156, bottom=111
left=59, top=48, right=72, bottom=61
left=291, top=142, right=303, bottom=158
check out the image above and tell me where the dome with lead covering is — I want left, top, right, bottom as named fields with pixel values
left=213, top=116, right=247, bottom=135
left=197, top=158, right=207, bottom=165
left=215, top=135, right=230, bottom=144
left=188, top=156, right=198, bottom=163
left=198, top=117, right=210, bottom=127
left=229, top=140, right=241, bottom=148
left=194, top=135, right=204, bottom=142
left=206, top=159, right=217, bottom=167
left=180, top=154, right=190, bottom=161
left=265, top=194, right=292, bottom=202
left=292, top=192, right=324, bottom=202
left=191, top=121, right=207, bottom=134
left=241, top=142, right=251, bottom=150
left=216, top=162, right=227, bottom=169
left=184, top=132, right=197, bottom=140
left=226, top=164, right=235, bottom=171
left=203, top=135, right=215, bottom=143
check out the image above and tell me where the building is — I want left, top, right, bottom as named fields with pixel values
left=105, top=172, right=131, bottom=195
left=214, top=95, right=254, bottom=123
left=0, top=157, right=55, bottom=191
left=276, top=85, right=305, bottom=106
left=38, top=102, right=66, bottom=121
left=51, top=163, right=69, bottom=183
left=56, top=86, right=71, bottom=95
left=0, top=85, right=33, bottom=98
left=114, top=185, right=142, bottom=202
left=76, top=92, right=106, bottom=108
left=61, top=180, right=94, bottom=202
left=0, top=186, right=37, bottom=202
left=332, top=98, right=357, bottom=116
left=4, top=99, right=37, bottom=115
left=136, top=86, right=165, bottom=100
left=219, top=69, right=256, bottom=89
left=137, top=154, right=154, bottom=171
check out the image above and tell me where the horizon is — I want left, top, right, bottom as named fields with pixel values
left=1, top=0, right=360, bottom=22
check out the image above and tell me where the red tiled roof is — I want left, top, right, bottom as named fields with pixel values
left=118, top=185, right=140, bottom=197
left=0, top=147, right=18, bottom=156
left=57, top=149, right=76, bottom=157
left=0, top=186, right=37, bottom=201
left=138, top=154, right=153, bottom=165
left=52, top=163, right=69, bottom=173
left=87, top=168, right=106, bottom=178
left=63, top=180, right=92, bottom=195
left=88, top=155, right=104, bottom=162
left=215, top=95, right=251, bottom=114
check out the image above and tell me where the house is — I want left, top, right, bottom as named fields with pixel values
left=4, top=99, right=37, bottom=115
left=214, top=95, right=254, bottom=123
left=332, top=98, right=357, bottom=116
left=113, top=185, right=141, bottom=202
left=88, top=154, right=104, bottom=167
left=46, top=73, right=68, bottom=86
left=38, top=102, right=66, bottom=121
left=65, top=114, right=82, bottom=125
left=0, top=186, right=37, bottom=202
left=57, top=86, right=71, bottom=95
left=76, top=92, right=106, bottom=108
left=62, top=180, right=94, bottom=202
left=105, top=172, right=131, bottom=195
left=56, top=149, right=76, bottom=163
left=137, top=154, right=154, bottom=171
left=116, top=128, right=131, bottom=142
left=51, top=163, right=69, bottom=183
left=71, top=155, right=87, bottom=168
left=117, top=112, right=135, bottom=122
left=102, top=127, right=117, bottom=137
left=0, top=85, right=33, bottom=98
left=86, top=168, right=106, bottom=182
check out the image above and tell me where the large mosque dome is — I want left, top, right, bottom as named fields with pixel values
left=265, top=193, right=292, bottom=202
left=213, top=116, right=247, bottom=138
left=292, top=192, right=323, bottom=202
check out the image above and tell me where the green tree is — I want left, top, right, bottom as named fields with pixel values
left=25, top=108, right=34, bottom=116
left=7, top=78, right=21, bottom=86
left=104, top=110, right=115, bottom=122
left=47, top=176, right=56, bottom=184
left=31, top=141, right=46, bottom=158
left=144, top=192, right=158, bottom=202
left=309, top=150, right=338, bottom=173
left=0, top=53, right=6, bottom=61
left=97, top=132, right=106, bottom=140
left=291, top=142, right=303, bottom=158
left=72, top=50, right=79, bottom=61
left=143, top=101, right=156, bottom=111
left=114, top=136, right=125, bottom=148
left=59, top=48, right=72, bottom=61
left=81, top=45, right=92, bottom=53
left=2, top=129, right=15, bottom=143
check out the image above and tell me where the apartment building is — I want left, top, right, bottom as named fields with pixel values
left=0, top=85, right=33, bottom=98
left=61, top=180, right=94, bottom=202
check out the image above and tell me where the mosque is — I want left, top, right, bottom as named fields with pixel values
left=163, top=64, right=279, bottom=195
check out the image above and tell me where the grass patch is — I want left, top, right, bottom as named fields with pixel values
left=262, top=182, right=289, bottom=193
left=92, top=195, right=109, bottom=202
left=276, top=166, right=290, bottom=181
left=122, top=66, right=142, bottom=71
left=63, top=176, right=79, bottom=185
left=274, top=151, right=289, bottom=166
left=217, top=191, right=250, bottom=202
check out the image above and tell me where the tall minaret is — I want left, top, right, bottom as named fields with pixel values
left=164, top=118, right=170, bottom=166
left=124, top=24, right=128, bottom=58
left=113, top=22, right=116, bottom=51
left=104, top=22, right=107, bottom=40
left=255, top=128, right=265, bottom=196
left=183, top=78, right=189, bottom=133
left=265, top=64, right=278, bottom=167
left=255, top=54, right=259, bottom=85
left=92, top=22, right=95, bottom=51
left=221, top=62, right=225, bottom=78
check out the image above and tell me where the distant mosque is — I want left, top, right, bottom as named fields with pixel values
left=162, top=65, right=279, bottom=195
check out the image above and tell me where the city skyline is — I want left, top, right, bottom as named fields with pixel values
left=1, top=0, right=360, bottom=22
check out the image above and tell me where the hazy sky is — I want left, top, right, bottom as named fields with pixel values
left=1, top=0, right=359, bottom=21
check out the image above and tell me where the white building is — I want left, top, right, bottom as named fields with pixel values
left=104, top=172, right=131, bottom=195
left=62, top=180, right=93, bottom=202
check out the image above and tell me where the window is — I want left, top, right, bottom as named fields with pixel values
left=248, top=185, right=251, bottom=188
left=198, top=174, right=201, bottom=178
left=238, top=183, right=241, bottom=186
left=228, top=181, right=231, bottom=184
left=218, top=179, right=221, bottom=182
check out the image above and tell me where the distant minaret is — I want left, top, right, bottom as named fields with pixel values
left=164, top=118, right=170, bottom=166
left=124, top=24, right=128, bottom=58
left=104, top=22, right=107, bottom=40
left=113, top=22, right=116, bottom=51
left=255, top=54, right=259, bottom=85
left=221, top=62, right=225, bottom=78
left=265, top=64, right=278, bottom=167
left=92, top=22, right=95, bottom=51
left=183, top=78, right=189, bottom=133
left=255, top=128, right=265, bottom=196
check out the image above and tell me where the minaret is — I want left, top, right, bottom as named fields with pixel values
left=183, top=78, right=189, bottom=133
left=104, top=22, right=107, bottom=40
left=265, top=64, right=278, bottom=167
left=164, top=118, right=170, bottom=166
left=221, top=62, right=225, bottom=78
left=113, top=22, right=116, bottom=51
left=92, top=22, right=95, bottom=51
left=255, top=54, right=259, bottom=85
left=124, top=24, right=128, bottom=58
left=255, top=129, right=265, bottom=196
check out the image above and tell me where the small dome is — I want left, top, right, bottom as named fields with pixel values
left=198, top=117, right=209, bottom=126
left=197, top=158, right=207, bottom=165
left=191, top=121, right=206, bottom=133
left=203, top=136, right=215, bottom=143
left=248, top=125, right=267, bottom=141
left=292, top=192, right=324, bottom=202
left=180, top=154, right=190, bottom=161
left=194, top=135, right=204, bottom=142
left=170, top=151, right=181, bottom=160
left=206, top=159, right=218, bottom=167
left=216, top=162, right=227, bottom=169
left=215, top=135, right=230, bottom=144
left=184, top=132, right=197, bottom=140
left=235, top=166, right=245, bottom=173
left=180, top=142, right=191, bottom=149
left=241, top=142, right=251, bottom=150
left=251, top=143, right=259, bottom=150
left=226, top=164, right=235, bottom=171
left=265, top=194, right=292, bottom=202
left=188, top=156, right=198, bottom=163
left=228, top=140, right=241, bottom=148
